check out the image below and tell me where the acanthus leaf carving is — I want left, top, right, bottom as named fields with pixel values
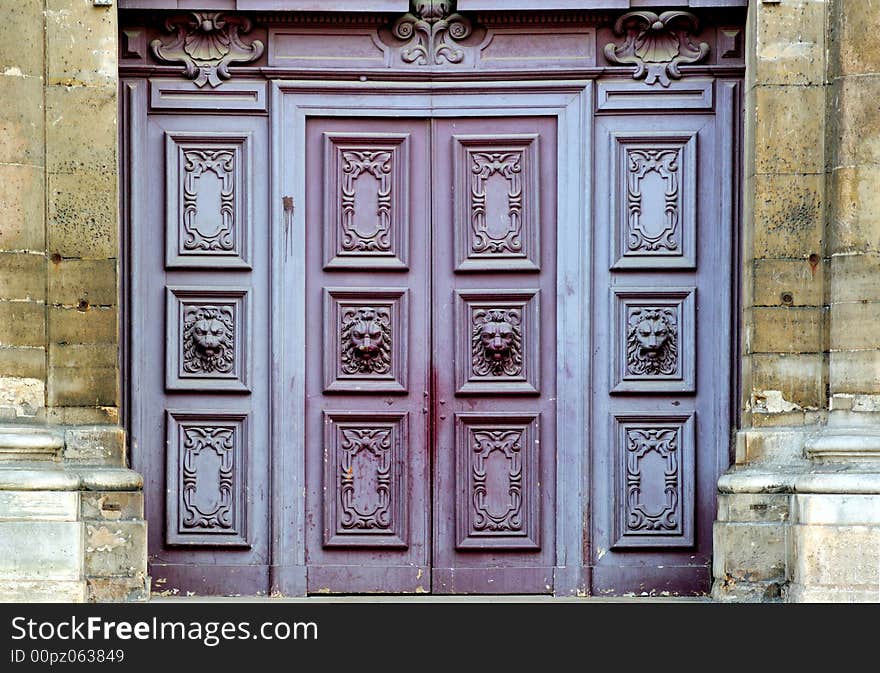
left=182, top=149, right=235, bottom=252
left=340, top=150, right=393, bottom=252
left=627, top=148, right=680, bottom=252
left=626, top=307, right=678, bottom=377
left=182, top=304, right=235, bottom=375
left=625, top=427, right=680, bottom=531
left=339, top=427, right=393, bottom=530
left=340, top=306, right=393, bottom=376
left=391, top=0, right=473, bottom=66
left=471, top=429, right=523, bottom=532
left=181, top=425, right=236, bottom=529
left=604, top=11, right=709, bottom=87
left=150, top=12, right=264, bottom=88
left=472, top=308, right=523, bottom=378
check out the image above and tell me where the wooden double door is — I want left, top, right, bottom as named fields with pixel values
left=305, top=115, right=558, bottom=593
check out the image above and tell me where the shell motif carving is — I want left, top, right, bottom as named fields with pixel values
left=604, top=11, right=709, bottom=87
left=151, top=12, right=264, bottom=88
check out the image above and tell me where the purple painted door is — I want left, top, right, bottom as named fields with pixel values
left=304, top=115, right=557, bottom=593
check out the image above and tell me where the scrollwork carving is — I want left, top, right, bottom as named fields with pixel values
left=182, top=305, right=235, bottom=374
left=626, top=307, right=677, bottom=377
left=150, top=12, right=265, bottom=88
left=472, top=429, right=523, bottom=532
left=339, top=428, right=393, bottom=530
left=627, top=148, right=680, bottom=252
left=625, top=427, right=679, bottom=531
left=472, top=308, right=523, bottom=377
left=604, top=11, right=709, bottom=87
left=340, top=150, right=393, bottom=252
left=181, top=426, right=235, bottom=529
left=470, top=151, right=523, bottom=255
left=391, top=0, right=472, bottom=65
left=340, top=307, right=393, bottom=375
left=182, top=149, right=235, bottom=252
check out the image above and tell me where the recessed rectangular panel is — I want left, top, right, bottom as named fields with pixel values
left=612, top=287, right=696, bottom=393
left=477, top=27, right=596, bottom=69
left=166, top=411, right=249, bottom=547
left=454, top=289, right=540, bottom=395
left=455, top=413, right=540, bottom=550
left=323, top=288, right=408, bottom=393
left=596, top=79, right=713, bottom=112
left=612, top=413, right=695, bottom=549
left=165, top=132, right=251, bottom=269
left=453, top=134, right=540, bottom=272
left=269, top=28, right=391, bottom=69
left=165, top=287, right=249, bottom=392
left=611, top=132, right=697, bottom=270
left=150, top=80, right=267, bottom=112
left=323, top=133, right=410, bottom=270
left=323, top=412, right=408, bottom=548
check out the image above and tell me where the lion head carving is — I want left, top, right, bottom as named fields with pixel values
left=626, top=307, right=677, bottom=376
left=340, top=307, right=392, bottom=375
left=472, top=308, right=523, bottom=377
left=182, top=305, right=235, bottom=374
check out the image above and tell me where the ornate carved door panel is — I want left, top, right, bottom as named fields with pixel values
left=303, top=115, right=557, bottom=594
left=127, top=93, right=272, bottom=595
left=304, top=118, right=432, bottom=592
left=589, top=80, right=739, bottom=594
left=431, top=117, right=557, bottom=593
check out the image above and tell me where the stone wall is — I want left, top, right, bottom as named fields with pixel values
left=0, top=1, right=146, bottom=603
left=713, top=0, right=880, bottom=603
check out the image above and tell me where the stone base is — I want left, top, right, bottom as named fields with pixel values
left=0, top=428, right=149, bottom=603
left=714, top=425, right=880, bottom=603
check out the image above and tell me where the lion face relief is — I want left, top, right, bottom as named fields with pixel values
left=340, top=307, right=392, bottom=375
left=626, top=308, right=677, bottom=376
left=182, top=305, right=235, bottom=374
left=472, top=308, right=523, bottom=377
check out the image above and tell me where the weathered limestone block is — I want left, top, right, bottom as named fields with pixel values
left=753, top=85, right=825, bottom=175
left=0, top=163, right=45, bottom=251
left=0, top=0, right=45, bottom=78
left=0, top=522, right=82, bottom=580
left=48, top=258, right=118, bottom=307
left=749, top=354, right=825, bottom=410
left=754, top=0, right=827, bottom=87
left=752, top=174, right=824, bottom=260
left=827, top=166, right=880, bottom=253
left=64, top=426, right=125, bottom=466
left=84, top=521, right=147, bottom=577
left=748, top=307, right=826, bottom=354
left=46, top=0, right=117, bottom=88
left=0, top=73, right=44, bottom=166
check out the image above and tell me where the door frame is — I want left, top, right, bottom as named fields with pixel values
left=269, top=80, right=592, bottom=595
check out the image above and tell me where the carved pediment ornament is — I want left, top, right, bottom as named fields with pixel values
left=151, top=12, right=264, bottom=88
left=392, top=0, right=473, bottom=65
left=604, top=11, right=709, bottom=87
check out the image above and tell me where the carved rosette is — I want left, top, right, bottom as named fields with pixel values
left=391, top=0, right=472, bottom=66
left=472, top=308, right=523, bottom=377
left=627, top=148, right=680, bottom=252
left=625, top=427, right=679, bottom=531
left=339, top=428, right=393, bottom=530
left=182, top=149, right=235, bottom=252
left=339, top=306, right=393, bottom=376
left=151, top=12, right=264, bottom=88
left=182, top=305, right=235, bottom=374
left=626, top=307, right=678, bottom=377
left=181, top=426, right=235, bottom=529
left=604, top=11, right=709, bottom=87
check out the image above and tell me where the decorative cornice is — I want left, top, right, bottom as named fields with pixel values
left=389, top=0, right=474, bottom=66
left=150, top=12, right=265, bottom=88
left=604, top=11, right=709, bottom=87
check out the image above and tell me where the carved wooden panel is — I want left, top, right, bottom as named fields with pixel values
left=323, top=412, right=408, bottom=548
left=323, top=288, right=408, bottom=393
left=611, top=132, right=697, bottom=269
left=455, top=289, right=540, bottom=395
left=612, top=287, right=696, bottom=393
left=476, top=27, right=596, bottom=70
left=165, top=132, right=251, bottom=269
left=166, top=287, right=249, bottom=392
left=455, top=413, right=540, bottom=550
left=453, top=134, right=540, bottom=272
left=612, top=413, right=695, bottom=549
left=166, top=411, right=249, bottom=547
left=323, top=133, right=410, bottom=270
